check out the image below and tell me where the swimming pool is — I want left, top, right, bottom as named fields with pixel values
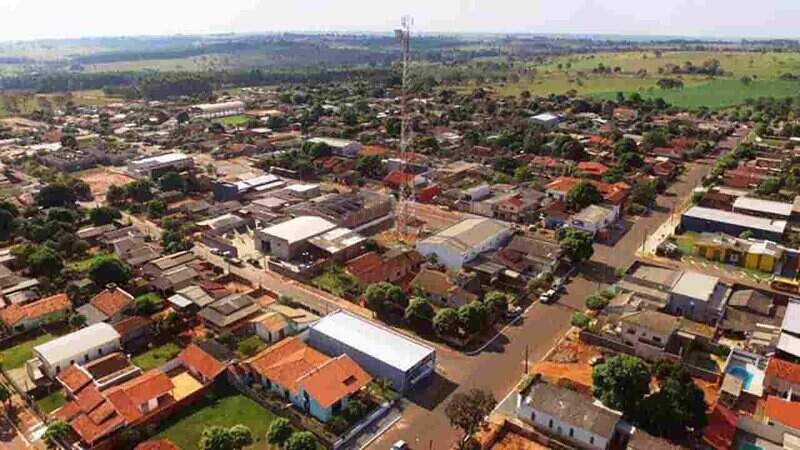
left=728, top=366, right=754, bottom=390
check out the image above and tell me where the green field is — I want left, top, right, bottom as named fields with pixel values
left=132, top=342, right=182, bottom=371
left=36, top=390, right=66, bottom=414
left=155, top=385, right=286, bottom=450
left=0, top=333, right=56, bottom=370
left=215, top=114, right=251, bottom=126
left=480, top=50, right=800, bottom=109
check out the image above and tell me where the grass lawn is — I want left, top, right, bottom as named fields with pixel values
left=236, top=335, right=266, bottom=358
left=673, top=232, right=699, bottom=255
left=215, top=114, right=250, bottom=126
left=155, top=385, right=284, bottom=450
left=68, top=251, right=112, bottom=273
left=0, top=333, right=56, bottom=370
left=312, top=268, right=361, bottom=298
left=132, top=342, right=182, bottom=371
left=36, top=390, right=66, bottom=414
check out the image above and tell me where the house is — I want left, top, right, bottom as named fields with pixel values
left=720, top=288, right=783, bottom=336
left=56, top=352, right=141, bottom=393
left=308, top=137, right=362, bottom=158
left=693, top=233, right=783, bottom=274
left=241, top=336, right=371, bottom=422
left=113, top=237, right=159, bottom=267
left=198, top=293, right=261, bottom=333
left=308, top=310, right=436, bottom=393
left=253, top=312, right=289, bottom=344
left=576, top=162, right=610, bottom=179
left=569, top=204, right=617, bottom=237
left=681, top=206, right=787, bottom=243
left=545, top=177, right=629, bottom=218
left=516, top=375, right=621, bottom=450
left=494, top=235, right=563, bottom=275
left=55, top=369, right=175, bottom=448
left=626, top=429, right=684, bottom=450
left=530, top=112, right=562, bottom=128
left=0, top=293, right=71, bottom=331
left=764, top=396, right=800, bottom=430
left=350, top=250, right=423, bottom=288
left=255, top=216, right=338, bottom=261
left=142, top=251, right=197, bottom=279
left=493, top=190, right=544, bottom=223
left=268, top=304, right=320, bottom=333
left=178, top=343, right=226, bottom=385
left=416, top=217, right=513, bottom=270
left=190, top=101, right=245, bottom=119
left=127, top=153, right=194, bottom=178
left=29, top=323, right=121, bottom=379
left=410, top=268, right=478, bottom=308
left=620, top=310, right=681, bottom=357
left=765, top=357, right=800, bottom=400
left=778, top=300, right=800, bottom=360
left=112, top=316, right=152, bottom=348
left=167, top=285, right=216, bottom=312
left=77, top=285, right=134, bottom=325
left=667, top=271, right=728, bottom=324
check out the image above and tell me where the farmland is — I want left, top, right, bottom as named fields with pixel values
left=479, top=50, right=800, bottom=109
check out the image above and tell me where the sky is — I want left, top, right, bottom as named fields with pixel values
left=0, top=0, right=799, bottom=42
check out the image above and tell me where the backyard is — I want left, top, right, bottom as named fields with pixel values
left=132, top=341, right=182, bottom=371
left=0, top=332, right=57, bottom=370
left=36, top=389, right=66, bottom=414
left=155, top=384, right=300, bottom=450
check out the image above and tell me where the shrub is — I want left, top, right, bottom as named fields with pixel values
left=585, top=295, right=610, bottom=311
left=571, top=313, right=590, bottom=329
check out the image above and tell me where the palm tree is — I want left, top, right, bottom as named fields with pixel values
left=43, top=420, right=70, bottom=449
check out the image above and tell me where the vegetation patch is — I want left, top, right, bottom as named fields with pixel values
left=0, top=333, right=56, bottom=370
left=132, top=341, right=181, bottom=371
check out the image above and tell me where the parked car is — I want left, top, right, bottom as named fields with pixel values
left=505, top=305, right=523, bottom=318
left=589, top=355, right=605, bottom=366
left=226, top=257, right=244, bottom=267
left=392, top=441, right=409, bottom=450
left=539, top=289, right=557, bottom=304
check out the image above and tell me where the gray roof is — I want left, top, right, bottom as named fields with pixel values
left=199, top=294, right=260, bottom=328
left=782, top=301, right=800, bottom=335
left=778, top=331, right=800, bottom=358
left=420, top=217, right=510, bottom=254
left=526, top=381, right=620, bottom=438
left=175, top=285, right=215, bottom=308
left=76, top=304, right=109, bottom=326
left=683, top=206, right=787, bottom=235
left=621, top=310, right=680, bottom=336
left=35, top=323, right=120, bottom=364
left=260, top=216, right=337, bottom=244
left=733, top=197, right=793, bottom=218
left=671, top=271, right=720, bottom=302
left=311, top=311, right=434, bottom=372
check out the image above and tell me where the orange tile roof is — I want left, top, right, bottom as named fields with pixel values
left=766, top=358, right=800, bottom=385
left=346, top=252, right=383, bottom=278
left=245, top=336, right=330, bottom=394
left=90, top=288, right=133, bottom=317
left=702, top=405, right=737, bottom=450
left=70, top=410, right=125, bottom=445
left=57, top=364, right=92, bottom=393
left=0, top=293, right=70, bottom=327
left=765, top=396, right=800, bottom=429
left=383, top=170, right=415, bottom=187
left=359, top=145, right=390, bottom=157
left=106, top=370, right=174, bottom=422
left=545, top=177, right=630, bottom=204
left=577, top=162, right=610, bottom=176
left=179, top=344, right=225, bottom=381
left=297, top=355, right=372, bottom=408
left=75, top=384, right=105, bottom=413
left=135, top=439, right=180, bottom=450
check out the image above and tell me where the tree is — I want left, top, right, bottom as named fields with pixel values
left=484, top=291, right=509, bottom=321
left=614, top=138, right=638, bottom=156
left=619, top=152, right=644, bottom=170
left=365, top=282, right=406, bottom=314
left=228, top=424, right=253, bottom=449
left=433, top=308, right=460, bottom=337
left=176, top=111, right=190, bottom=123
left=355, top=155, right=386, bottom=178
left=90, top=257, right=131, bottom=286
left=585, top=295, right=610, bottom=311
left=36, top=183, right=77, bottom=208
left=147, top=199, right=167, bottom=218
left=107, top=184, right=127, bottom=207
left=630, top=182, right=657, bottom=208
left=571, top=312, right=591, bottom=328
left=0, top=208, right=16, bottom=241
left=566, top=181, right=602, bottom=211
left=285, top=431, right=317, bottom=450
left=135, top=293, right=164, bottom=315
left=43, top=420, right=71, bottom=449
left=0, top=384, right=9, bottom=409
left=756, top=177, right=782, bottom=196
left=636, top=366, right=707, bottom=438
left=237, top=338, right=261, bottom=357
left=558, top=228, right=595, bottom=263
left=404, top=297, right=435, bottom=329
left=458, top=301, right=489, bottom=336
left=125, top=180, right=154, bottom=203
left=266, top=418, right=293, bottom=446
left=69, top=313, right=87, bottom=330
left=343, top=399, right=367, bottom=422
left=444, top=388, right=497, bottom=446
left=89, top=206, right=121, bottom=226
left=592, top=355, right=651, bottom=414
left=29, top=246, right=63, bottom=278
left=198, top=426, right=235, bottom=450
left=159, top=172, right=185, bottom=192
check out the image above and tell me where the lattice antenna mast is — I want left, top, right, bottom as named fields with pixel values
left=395, top=15, right=414, bottom=235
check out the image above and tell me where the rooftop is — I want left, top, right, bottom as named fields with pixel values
left=311, top=310, right=435, bottom=372
left=733, top=197, right=793, bottom=217
left=671, top=271, right=720, bottom=302
left=683, top=206, right=787, bottom=235
left=420, top=217, right=511, bottom=254
left=35, top=323, right=120, bottom=364
left=260, top=216, right=337, bottom=244
left=297, top=354, right=372, bottom=409
left=524, top=379, right=620, bottom=438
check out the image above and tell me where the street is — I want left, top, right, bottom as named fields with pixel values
left=366, top=161, right=711, bottom=449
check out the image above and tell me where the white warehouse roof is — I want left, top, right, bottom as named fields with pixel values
left=260, top=216, right=337, bottom=244
left=733, top=197, right=793, bottom=218
left=311, top=311, right=434, bottom=372
left=782, top=300, right=800, bottom=335
left=130, top=152, right=192, bottom=167
left=193, top=101, right=245, bottom=112
left=683, top=206, right=787, bottom=235
left=35, top=323, right=120, bottom=364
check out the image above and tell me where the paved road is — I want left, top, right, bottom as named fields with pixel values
left=366, top=162, right=711, bottom=450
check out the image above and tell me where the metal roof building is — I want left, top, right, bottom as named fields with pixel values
left=31, top=323, right=121, bottom=379
left=733, top=197, right=793, bottom=219
left=681, top=206, right=787, bottom=241
left=308, top=310, right=436, bottom=393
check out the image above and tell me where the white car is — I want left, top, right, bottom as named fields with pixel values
left=539, top=289, right=557, bottom=304
left=391, top=441, right=409, bottom=450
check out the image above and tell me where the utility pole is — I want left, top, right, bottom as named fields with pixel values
left=524, top=345, right=529, bottom=374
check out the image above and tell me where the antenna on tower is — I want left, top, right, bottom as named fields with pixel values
left=395, top=15, right=414, bottom=238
